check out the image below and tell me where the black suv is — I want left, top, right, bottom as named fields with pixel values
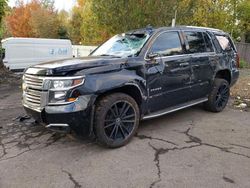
left=22, top=26, right=239, bottom=147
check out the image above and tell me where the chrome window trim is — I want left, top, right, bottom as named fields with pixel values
left=203, top=31, right=216, bottom=53
left=182, top=30, right=216, bottom=54
left=144, top=29, right=218, bottom=62
left=185, top=52, right=217, bottom=57
left=152, top=54, right=190, bottom=60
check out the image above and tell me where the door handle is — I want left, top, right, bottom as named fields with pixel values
left=193, top=65, right=200, bottom=69
left=179, top=62, right=189, bottom=67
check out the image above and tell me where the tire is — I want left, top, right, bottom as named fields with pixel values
left=94, top=93, right=140, bottom=148
left=204, top=78, right=230, bottom=112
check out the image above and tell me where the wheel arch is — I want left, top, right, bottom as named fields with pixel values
left=90, top=84, right=143, bottom=140
left=215, top=69, right=231, bottom=84
left=94, top=84, right=145, bottom=109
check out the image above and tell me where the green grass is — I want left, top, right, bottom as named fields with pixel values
left=239, top=59, right=250, bottom=69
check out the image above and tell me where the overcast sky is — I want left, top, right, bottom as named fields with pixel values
left=8, top=0, right=77, bottom=12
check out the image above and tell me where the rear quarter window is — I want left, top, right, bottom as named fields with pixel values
left=215, top=35, right=236, bottom=52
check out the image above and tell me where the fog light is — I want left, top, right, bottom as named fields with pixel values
left=54, top=91, right=66, bottom=99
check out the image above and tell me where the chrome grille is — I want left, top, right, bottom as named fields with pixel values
left=23, top=74, right=45, bottom=112
left=24, top=74, right=44, bottom=89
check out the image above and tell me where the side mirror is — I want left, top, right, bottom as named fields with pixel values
left=147, top=52, right=159, bottom=59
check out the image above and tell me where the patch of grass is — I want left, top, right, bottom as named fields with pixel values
left=239, top=59, right=250, bottom=69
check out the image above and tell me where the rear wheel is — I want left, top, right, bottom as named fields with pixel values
left=204, top=78, right=230, bottom=112
left=94, top=93, right=140, bottom=148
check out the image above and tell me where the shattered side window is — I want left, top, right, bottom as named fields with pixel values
left=216, top=35, right=232, bottom=51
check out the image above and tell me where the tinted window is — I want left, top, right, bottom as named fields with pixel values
left=203, top=33, right=214, bottom=52
left=150, top=32, right=183, bottom=56
left=185, top=32, right=206, bottom=53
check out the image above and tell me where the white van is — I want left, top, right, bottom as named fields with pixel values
left=72, top=45, right=97, bottom=58
left=1, top=38, right=73, bottom=71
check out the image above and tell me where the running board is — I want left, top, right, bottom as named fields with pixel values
left=143, top=98, right=208, bottom=120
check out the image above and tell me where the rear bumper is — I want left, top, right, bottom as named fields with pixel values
left=231, top=69, right=240, bottom=87
left=24, top=95, right=96, bottom=136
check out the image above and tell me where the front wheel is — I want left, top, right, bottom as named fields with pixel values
left=94, top=93, right=140, bottom=148
left=204, top=78, right=230, bottom=112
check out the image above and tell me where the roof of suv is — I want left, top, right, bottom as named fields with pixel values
left=126, top=26, right=226, bottom=35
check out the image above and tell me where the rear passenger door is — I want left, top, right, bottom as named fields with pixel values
left=183, top=31, right=214, bottom=100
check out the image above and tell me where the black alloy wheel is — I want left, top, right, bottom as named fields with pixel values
left=104, top=101, right=136, bottom=141
left=215, top=83, right=230, bottom=109
left=204, top=78, right=230, bottom=112
left=94, top=93, right=140, bottom=148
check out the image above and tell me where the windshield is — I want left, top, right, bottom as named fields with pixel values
left=91, top=33, right=149, bottom=57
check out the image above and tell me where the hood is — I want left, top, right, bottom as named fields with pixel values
left=26, top=56, right=128, bottom=76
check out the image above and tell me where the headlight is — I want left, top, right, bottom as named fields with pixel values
left=48, top=77, right=84, bottom=104
left=50, top=78, right=84, bottom=90
left=52, top=80, right=73, bottom=89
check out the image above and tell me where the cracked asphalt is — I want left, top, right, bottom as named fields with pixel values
left=0, top=84, right=250, bottom=188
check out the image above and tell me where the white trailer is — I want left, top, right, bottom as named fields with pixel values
left=1, top=38, right=73, bottom=71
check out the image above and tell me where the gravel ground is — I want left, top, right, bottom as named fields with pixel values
left=0, top=70, right=249, bottom=188
left=231, top=69, right=250, bottom=110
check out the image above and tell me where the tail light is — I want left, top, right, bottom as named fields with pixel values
left=236, top=53, right=240, bottom=68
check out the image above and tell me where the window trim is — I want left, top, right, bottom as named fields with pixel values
left=202, top=32, right=215, bottom=53
left=183, top=31, right=208, bottom=54
left=144, top=30, right=185, bottom=61
left=215, top=34, right=236, bottom=53
left=182, top=30, right=216, bottom=55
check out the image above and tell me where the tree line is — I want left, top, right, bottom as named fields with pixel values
left=0, top=0, right=249, bottom=45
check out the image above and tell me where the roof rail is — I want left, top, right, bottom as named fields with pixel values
left=185, top=26, right=223, bottom=32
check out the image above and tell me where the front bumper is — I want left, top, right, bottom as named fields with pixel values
left=24, top=95, right=95, bottom=136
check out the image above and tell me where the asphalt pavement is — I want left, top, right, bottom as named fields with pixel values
left=0, top=85, right=250, bottom=188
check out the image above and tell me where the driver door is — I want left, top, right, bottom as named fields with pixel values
left=145, top=31, right=192, bottom=113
